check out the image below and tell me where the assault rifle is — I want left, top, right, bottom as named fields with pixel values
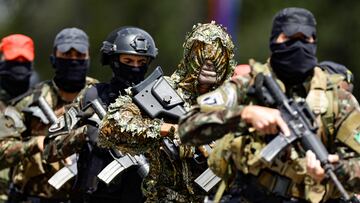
left=98, top=66, right=181, bottom=185
left=251, top=73, right=354, bottom=202
left=20, top=96, right=77, bottom=190
left=91, top=97, right=149, bottom=184
left=194, top=143, right=222, bottom=192
left=48, top=98, right=107, bottom=190
left=131, top=66, right=187, bottom=120
left=23, top=96, right=58, bottom=125
left=132, top=66, right=221, bottom=192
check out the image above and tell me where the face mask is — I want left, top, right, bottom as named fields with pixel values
left=111, top=61, right=148, bottom=87
left=0, top=61, right=32, bottom=97
left=270, top=39, right=318, bottom=85
left=0, top=61, right=32, bottom=80
left=52, top=57, right=89, bottom=93
left=197, top=60, right=217, bottom=94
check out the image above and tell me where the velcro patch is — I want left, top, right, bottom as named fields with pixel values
left=198, top=91, right=224, bottom=106
left=355, top=133, right=360, bottom=144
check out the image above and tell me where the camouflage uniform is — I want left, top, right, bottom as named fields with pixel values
left=170, top=21, right=236, bottom=108
left=178, top=60, right=360, bottom=203
left=0, top=77, right=97, bottom=201
left=98, top=22, right=236, bottom=202
left=0, top=86, right=21, bottom=202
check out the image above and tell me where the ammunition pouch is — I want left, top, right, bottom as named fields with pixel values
left=257, top=170, right=298, bottom=199
left=231, top=171, right=309, bottom=203
left=0, top=106, right=25, bottom=139
left=12, top=152, right=46, bottom=192
left=336, top=109, right=360, bottom=154
left=208, top=133, right=234, bottom=178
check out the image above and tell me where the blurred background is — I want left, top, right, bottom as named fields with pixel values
left=0, top=0, right=359, bottom=97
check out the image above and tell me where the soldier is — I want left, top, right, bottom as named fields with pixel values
left=98, top=22, right=236, bottom=202
left=0, top=34, right=35, bottom=203
left=0, top=27, right=97, bottom=202
left=179, top=7, right=360, bottom=203
left=44, top=26, right=158, bottom=202
left=0, top=34, right=35, bottom=103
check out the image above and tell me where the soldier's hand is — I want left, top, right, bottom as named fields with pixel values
left=241, top=105, right=290, bottom=136
left=54, top=106, right=66, bottom=117
left=306, top=150, right=339, bottom=183
left=160, top=123, right=178, bottom=137
left=36, top=135, right=45, bottom=152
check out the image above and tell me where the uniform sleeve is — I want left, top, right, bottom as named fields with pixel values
left=331, top=89, right=360, bottom=193
left=0, top=137, right=40, bottom=169
left=336, top=158, right=360, bottom=193
left=98, top=95, right=163, bottom=149
left=43, top=86, right=96, bottom=163
left=43, top=124, right=87, bottom=163
left=0, top=106, right=39, bottom=169
left=178, top=77, right=250, bottom=146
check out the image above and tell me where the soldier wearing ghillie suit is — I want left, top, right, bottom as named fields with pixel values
left=169, top=21, right=236, bottom=109
left=178, top=8, right=360, bottom=203
left=99, top=21, right=236, bottom=202
left=0, top=28, right=98, bottom=202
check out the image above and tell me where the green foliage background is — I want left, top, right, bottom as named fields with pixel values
left=0, top=0, right=359, bottom=97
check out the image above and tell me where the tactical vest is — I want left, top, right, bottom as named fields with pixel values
left=9, top=77, right=98, bottom=199
left=72, top=83, right=144, bottom=203
left=10, top=81, right=68, bottom=196
left=212, top=60, right=355, bottom=203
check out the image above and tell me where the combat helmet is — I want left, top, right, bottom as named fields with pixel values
left=100, top=26, right=158, bottom=66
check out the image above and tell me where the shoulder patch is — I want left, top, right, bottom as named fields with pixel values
left=354, top=132, right=360, bottom=144
left=198, top=91, right=224, bottom=106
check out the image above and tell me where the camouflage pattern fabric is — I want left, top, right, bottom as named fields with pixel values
left=178, top=61, right=360, bottom=202
left=98, top=22, right=237, bottom=202
left=99, top=94, right=204, bottom=203
left=0, top=87, right=25, bottom=201
left=44, top=21, right=236, bottom=162
left=170, top=21, right=236, bottom=107
left=0, top=77, right=97, bottom=200
left=39, top=77, right=101, bottom=163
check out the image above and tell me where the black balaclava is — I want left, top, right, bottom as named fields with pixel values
left=269, top=7, right=318, bottom=86
left=109, top=55, right=148, bottom=93
left=52, top=57, right=89, bottom=93
left=0, top=61, right=32, bottom=97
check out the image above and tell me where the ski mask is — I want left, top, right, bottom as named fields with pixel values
left=0, top=61, right=32, bottom=97
left=269, top=7, right=318, bottom=85
left=52, top=57, right=89, bottom=93
left=270, top=39, right=317, bottom=85
left=110, top=60, right=148, bottom=87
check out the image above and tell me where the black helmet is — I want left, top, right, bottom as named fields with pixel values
left=100, top=26, right=158, bottom=65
